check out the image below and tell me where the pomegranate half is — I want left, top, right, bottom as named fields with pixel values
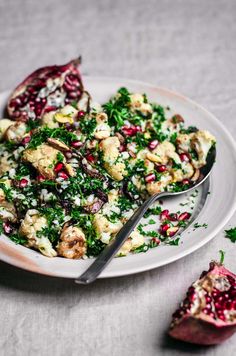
left=7, top=58, right=83, bottom=121
left=169, top=261, right=236, bottom=345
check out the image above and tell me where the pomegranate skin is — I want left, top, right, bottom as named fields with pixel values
left=169, top=262, right=236, bottom=345
left=169, top=314, right=236, bottom=345
left=7, top=57, right=83, bottom=121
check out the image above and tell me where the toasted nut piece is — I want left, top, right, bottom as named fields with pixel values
left=54, top=105, right=78, bottom=124
left=19, top=209, right=57, bottom=257
left=5, top=122, right=27, bottom=143
left=54, top=113, right=74, bottom=124
left=57, top=225, right=87, bottom=259
left=191, top=168, right=200, bottom=182
left=64, top=163, right=75, bottom=177
left=47, top=138, right=70, bottom=152
left=0, top=119, right=15, bottom=140
left=146, top=152, right=162, bottom=163
left=22, top=143, right=65, bottom=179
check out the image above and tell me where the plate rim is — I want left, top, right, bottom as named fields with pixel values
left=0, top=77, right=236, bottom=279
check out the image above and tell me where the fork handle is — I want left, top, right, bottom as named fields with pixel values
left=75, top=191, right=167, bottom=284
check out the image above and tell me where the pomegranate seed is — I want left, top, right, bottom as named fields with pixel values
left=71, top=140, right=83, bottom=148
left=135, top=126, right=142, bottom=133
left=86, top=154, right=95, bottom=163
left=68, top=91, right=77, bottom=99
left=182, top=178, right=190, bottom=185
left=169, top=213, right=178, bottom=221
left=167, top=227, right=179, bottom=237
left=160, top=209, right=169, bottom=221
left=145, top=173, right=156, bottom=183
left=54, top=162, right=64, bottom=173
left=44, top=106, right=57, bottom=113
left=3, top=222, right=13, bottom=234
left=63, top=82, right=75, bottom=92
left=37, top=174, right=46, bottom=182
left=148, top=140, right=159, bottom=150
left=58, top=171, right=69, bottom=180
left=121, top=126, right=135, bottom=137
left=65, top=151, right=72, bottom=159
left=21, top=136, right=31, bottom=146
left=179, top=212, right=191, bottom=221
left=179, top=153, right=190, bottom=162
left=151, top=237, right=160, bottom=245
left=155, top=165, right=166, bottom=173
left=160, top=223, right=170, bottom=235
left=119, top=144, right=126, bottom=152
left=19, top=178, right=28, bottom=188
left=77, top=110, right=85, bottom=119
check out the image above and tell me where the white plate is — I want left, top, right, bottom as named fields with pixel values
left=0, top=77, right=236, bottom=279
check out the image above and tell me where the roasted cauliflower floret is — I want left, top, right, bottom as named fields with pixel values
left=170, top=162, right=194, bottom=182
left=147, top=141, right=178, bottom=164
left=0, top=119, right=15, bottom=140
left=100, top=137, right=127, bottom=181
left=41, top=111, right=59, bottom=128
left=118, top=230, right=144, bottom=256
left=129, top=93, right=152, bottom=116
left=19, top=209, right=57, bottom=257
left=5, top=122, right=27, bottom=143
left=0, top=152, right=17, bottom=175
left=94, top=112, right=111, bottom=139
left=57, top=225, right=87, bottom=259
left=93, top=213, right=122, bottom=236
left=22, top=143, right=65, bottom=179
left=146, top=173, right=172, bottom=195
left=191, top=130, right=216, bottom=169
left=176, top=133, right=194, bottom=153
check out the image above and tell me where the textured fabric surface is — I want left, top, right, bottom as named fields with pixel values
left=0, top=0, right=236, bottom=355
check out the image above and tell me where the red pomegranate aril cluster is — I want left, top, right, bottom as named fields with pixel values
left=3, top=221, right=13, bottom=234
left=54, top=162, right=64, bottom=173
left=160, top=209, right=169, bottom=221
left=148, top=140, right=159, bottom=150
left=145, top=173, right=156, bottom=183
left=21, top=136, right=31, bottom=146
left=86, top=153, right=96, bottom=163
left=71, top=140, right=83, bottom=148
left=37, top=174, right=46, bottom=182
left=179, top=212, right=191, bottom=221
left=121, top=125, right=142, bottom=137
left=160, top=223, right=170, bottom=234
left=58, top=171, right=69, bottom=180
left=19, top=178, right=28, bottom=188
left=77, top=110, right=85, bottom=119
left=8, top=58, right=83, bottom=121
left=151, top=237, right=160, bottom=245
left=155, top=164, right=167, bottom=173
left=179, top=153, right=190, bottom=162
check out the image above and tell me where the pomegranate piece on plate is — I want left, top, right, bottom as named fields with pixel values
left=7, top=57, right=83, bottom=121
left=169, top=261, right=236, bottom=345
